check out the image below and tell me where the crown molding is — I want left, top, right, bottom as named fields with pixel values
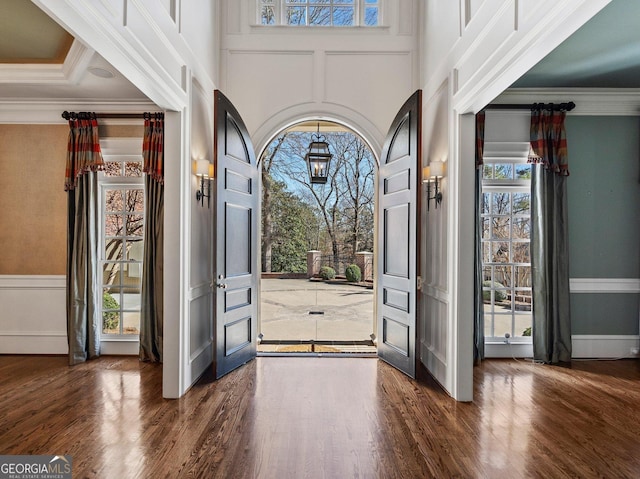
left=0, top=99, right=158, bottom=124
left=0, top=40, right=93, bottom=85
left=495, top=88, right=640, bottom=116
left=62, top=40, right=95, bottom=84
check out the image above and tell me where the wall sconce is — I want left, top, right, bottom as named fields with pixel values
left=193, top=159, right=213, bottom=207
left=423, top=160, right=445, bottom=211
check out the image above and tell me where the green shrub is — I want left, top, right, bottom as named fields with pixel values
left=103, top=292, right=120, bottom=331
left=345, top=264, right=362, bottom=283
left=522, top=327, right=532, bottom=337
left=320, top=266, right=336, bottom=280
left=482, top=281, right=507, bottom=301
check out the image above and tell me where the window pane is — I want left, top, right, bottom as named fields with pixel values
left=123, top=312, right=141, bottom=335
left=126, top=238, right=144, bottom=259
left=103, top=310, right=120, bottom=335
left=481, top=193, right=490, bottom=214
left=491, top=217, right=510, bottom=239
left=126, top=189, right=144, bottom=212
left=514, top=313, right=532, bottom=337
left=512, top=218, right=530, bottom=239
left=333, top=6, right=354, bottom=25
left=104, top=162, right=122, bottom=177
left=105, top=214, right=123, bottom=236
left=482, top=243, right=491, bottom=264
left=483, top=164, right=493, bottom=179
left=261, top=6, right=275, bottom=24
left=516, top=164, right=531, bottom=179
left=103, top=263, right=121, bottom=287
left=494, top=164, right=513, bottom=179
left=364, top=6, right=378, bottom=25
left=105, top=238, right=124, bottom=261
left=492, top=242, right=510, bottom=262
left=482, top=265, right=492, bottom=283
left=309, top=6, right=330, bottom=24
left=491, top=192, right=511, bottom=215
left=105, top=190, right=123, bottom=212
left=125, top=161, right=143, bottom=177
left=334, top=0, right=354, bottom=3
left=494, top=265, right=512, bottom=287
left=481, top=218, right=490, bottom=239
left=493, top=314, right=511, bottom=337
left=512, top=193, right=530, bottom=214
left=286, top=6, right=307, bottom=24
left=513, top=242, right=530, bottom=264
left=514, top=266, right=532, bottom=287
left=126, top=214, right=144, bottom=237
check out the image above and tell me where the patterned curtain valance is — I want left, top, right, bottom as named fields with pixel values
left=528, top=108, right=570, bottom=176
left=64, top=117, right=104, bottom=191
left=143, top=115, right=164, bottom=184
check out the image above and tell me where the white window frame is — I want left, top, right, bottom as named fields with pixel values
left=481, top=160, right=533, bottom=345
left=98, top=139, right=145, bottom=341
left=256, top=0, right=382, bottom=27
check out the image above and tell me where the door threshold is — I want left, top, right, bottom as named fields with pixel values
left=257, top=351, right=378, bottom=358
left=257, top=339, right=376, bottom=355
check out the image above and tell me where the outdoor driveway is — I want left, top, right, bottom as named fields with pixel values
left=260, top=278, right=374, bottom=342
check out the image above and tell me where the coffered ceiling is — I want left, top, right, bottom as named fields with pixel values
left=0, top=0, right=146, bottom=102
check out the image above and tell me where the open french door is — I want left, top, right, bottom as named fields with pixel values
left=376, top=90, right=422, bottom=378
left=213, top=90, right=259, bottom=379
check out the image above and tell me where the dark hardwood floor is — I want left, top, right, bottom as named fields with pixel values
left=1, top=355, right=639, bottom=478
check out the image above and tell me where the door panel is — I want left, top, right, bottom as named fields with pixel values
left=214, top=90, right=259, bottom=379
left=377, top=90, right=422, bottom=378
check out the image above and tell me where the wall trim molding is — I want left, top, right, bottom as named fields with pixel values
left=570, top=278, right=640, bottom=293
left=572, top=335, right=640, bottom=359
left=496, top=88, right=640, bottom=116
left=0, top=100, right=159, bottom=124
left=0, top=275, right=65, bottom=289
left=484, top=336, right=640, bottom=359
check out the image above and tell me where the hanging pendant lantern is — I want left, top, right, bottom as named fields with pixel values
left=305, top=123, right=332, bottom=184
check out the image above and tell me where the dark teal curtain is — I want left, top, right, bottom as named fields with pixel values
left=139, top=114, right=164, bottom=362
left=474, top=111, right=486, bottom=364
left=65, top=117, right=103, bottom=365
left=529, top=108, right=572, bottom=363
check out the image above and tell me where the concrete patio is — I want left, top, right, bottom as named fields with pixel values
left=258, top=278, right=375, bottom=353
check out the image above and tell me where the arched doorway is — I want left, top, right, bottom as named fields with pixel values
left=256, top=119, right=378, bottom=354
left=213, top=90, right=421, bottom=380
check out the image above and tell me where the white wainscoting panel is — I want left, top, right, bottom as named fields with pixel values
left=572, top=335, right=640, bottom=359
left=0, top=275, right=67, bottom=354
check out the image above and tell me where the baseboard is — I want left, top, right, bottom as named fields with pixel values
left=0, top=331, right=68, bottom=355
left=572, top=335, right=640, bottom=359
left=483, top=336, right=640, bottom=359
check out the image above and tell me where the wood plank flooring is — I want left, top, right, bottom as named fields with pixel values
left=1, top=355, right=639, bottom=478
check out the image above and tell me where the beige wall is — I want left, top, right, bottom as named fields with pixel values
left=0, top=123, right=144, bottom=275
left=0, top=124, right=68, bottom=275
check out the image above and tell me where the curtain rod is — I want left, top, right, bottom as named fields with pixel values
left=484, top=101, right=575, bottom=112
left=61, top=111, right=164, bottom=120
